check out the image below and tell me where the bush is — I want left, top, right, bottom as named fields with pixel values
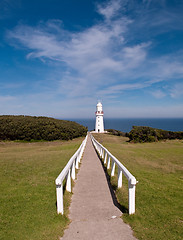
left=107, top=129, right=127, bottom=137
left=128, top=126, right=183, bottom=143
left=0, top=115, right=87, bottom=141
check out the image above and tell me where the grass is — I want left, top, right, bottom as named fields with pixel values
left=93, top=133, right=183, bottom=240
left=0, top=137, right=84, bottom=240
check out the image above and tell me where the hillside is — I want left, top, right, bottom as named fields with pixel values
left=0, top=115, right=87, bottom=141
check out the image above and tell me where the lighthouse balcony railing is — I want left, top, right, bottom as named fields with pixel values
left=95, top=111, right=104, bottom=114
left=90, top=134, right=137, bottom=215
left=55, top=134, right=88, bottom=214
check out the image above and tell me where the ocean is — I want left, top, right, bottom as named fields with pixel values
left=70, top=118, right=183, bottom=133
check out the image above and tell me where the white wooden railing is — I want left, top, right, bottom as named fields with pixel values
left=91, top=134, right=137, bottom=215
left=55, top=135, right=88, bottom=214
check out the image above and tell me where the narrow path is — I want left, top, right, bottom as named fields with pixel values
left=61, top=135, right=137, bottom=240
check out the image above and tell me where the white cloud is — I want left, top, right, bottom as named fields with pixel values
left=151, top=89, right=166, bottom=99
left=98, top=82, right=148, bottom=95
left=170, top=83, right=183, bottom=99
left=0, top=0, right=20, bottom=19
left=104, top=104, right=183, bottom=118
left=7, top=7, right=141, bottom=96
left=97, top=0, right=122, bottom=20
left=0, top=95, right=16, bottom=101
left=7, top=13, right=151, bottom=97
left=5, top=0, right=183, bottom=118
left=1, top=90, right=183, bottom=118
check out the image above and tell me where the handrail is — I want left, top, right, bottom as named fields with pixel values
left=55, top=134, right=88, bottom=214
left=90, top=134, right=137, bottom=215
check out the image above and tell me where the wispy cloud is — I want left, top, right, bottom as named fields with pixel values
left=97, top=0, right=122, bottom=20
left=0, top=0, right=21, bottom=19
left=98, top=82, right=148, bottom=95
left=151, top=89, right=166, bottom=99
left=0, top=95, right=16, bottom=101
left=5, top=0, right=183, bottom=117
left=170, top=83, right=183, bottom=99
left=111, top=104, right=183, bottom=118
left=7, top=13, right=149, bottom=98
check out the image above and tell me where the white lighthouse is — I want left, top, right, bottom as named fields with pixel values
left=95, top=101, right=104, bottom=133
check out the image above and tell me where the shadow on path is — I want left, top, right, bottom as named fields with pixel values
left=94, top=148, right=128, bottom=214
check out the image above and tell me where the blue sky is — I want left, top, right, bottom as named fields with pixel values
left=0, top=0, right=183, bottom=118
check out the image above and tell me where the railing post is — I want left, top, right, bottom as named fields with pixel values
left=66, top=169, right=71, bottom=192
left=80, top=144, right=85, bottom=162
left=95, top=142, right=97, bottom=151
left=76, top=155, right=79, bottom=169
left=107, top=156, right=110, bottom=169
left=128, top=182, right=136, bottom=214
left=100, top=147, right=102, bottom=157
left=102, top=148, right=104, bottom=159
left=111, top=160, right=115, bottom=176
left=56, top=184, right=63, bottom=214
left=118, top=168, right=122, bottom=188
left=104, top=151, right=107, bottom=164
left=78, top=147, right=82, bottom=163
left=71, top=161, right=75, bottom=180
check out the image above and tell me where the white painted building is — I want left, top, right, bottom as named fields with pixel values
left=95, top=101, right=104, bottom=133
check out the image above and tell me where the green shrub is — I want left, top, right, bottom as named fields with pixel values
left=128, top=126, right=183, bottom=143
left=107, top=129, right=127, bottom=137
left=0, top=115, right=87, bottom=141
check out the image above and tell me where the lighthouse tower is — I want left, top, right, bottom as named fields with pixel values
left=95, top=101, right=104, bottom=133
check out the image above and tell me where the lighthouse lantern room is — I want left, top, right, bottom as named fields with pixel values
left=95, top=101, right=104, bottom=133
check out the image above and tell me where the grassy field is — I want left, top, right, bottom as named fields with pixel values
left=0, top=138, right=84, bottom=240
left=93, top=133, right=183, bottom=240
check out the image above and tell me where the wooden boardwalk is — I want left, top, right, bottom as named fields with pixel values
left=61, top=135, right=137, bottom=240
